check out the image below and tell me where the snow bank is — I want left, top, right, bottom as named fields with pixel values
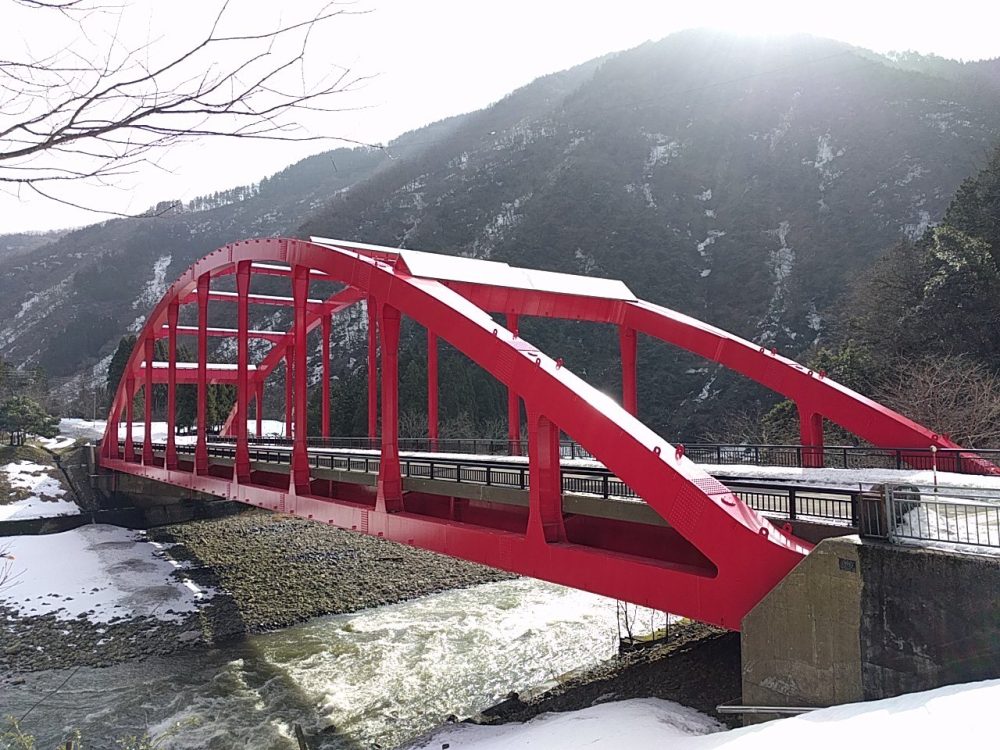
left=405, top=698, right=721, bottom=749
left=406, top=678, right=1000, bottom=749
left=0, top=524, right=214, bottom=622
left=35, top=435, right=75, bottom=451
left=0, top=460, right=79, bottom=521
left=57, top=418, right=107, bottom=442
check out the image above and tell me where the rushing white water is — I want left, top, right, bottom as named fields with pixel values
left=5, top=579, right=662, bottom=749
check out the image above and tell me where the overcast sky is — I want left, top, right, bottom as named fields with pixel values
left=2, top=0, right=999, bottom=234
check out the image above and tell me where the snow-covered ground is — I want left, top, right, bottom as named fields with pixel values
left=56, top=417, right=107, bottom=443
left=405, top=678, right=999, bottom=750
left=55, top=418, right=289, bottom=444
left=0, top=460, right=79, bottom=521
left=35, top=435, right=75, bottom=451
left=705, top=463, right=1000, bottom=494
left=0, top=524, right=213, bottom=622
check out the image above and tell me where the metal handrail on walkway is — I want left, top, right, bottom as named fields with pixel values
left=211, top=435, right=1000, bottom=474
left=123, top=440, right=863, bottom=527
left=859, top=486, right=1000, bottom=549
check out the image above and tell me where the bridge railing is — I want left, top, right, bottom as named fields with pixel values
left=860, top=486, right=1000, bottom=549
left=201, top=436, right=1000, bottom=474
left=657, top=443, right=1000, bottom=474
left=125, top=440, right=861, bottom=526
left=208, top=435, right=599, bottom=460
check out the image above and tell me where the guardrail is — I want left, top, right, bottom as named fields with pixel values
left=681, top=443, right=1000, bottom=474
left=210, top=435, right=598, bottom=460
left=205, top=435, right=1000, bottom=474
left=860, top=485, right=1000, bottom=549
left=122, top=440, right=861, bottom=526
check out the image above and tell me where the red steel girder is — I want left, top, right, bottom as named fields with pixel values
left=100, top=237, right=816, bottom=630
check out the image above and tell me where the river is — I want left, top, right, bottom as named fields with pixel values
left=2, top=578, right=659, bottom=749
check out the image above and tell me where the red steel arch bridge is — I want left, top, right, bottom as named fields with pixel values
left=98, top=237, right=991, bottom=630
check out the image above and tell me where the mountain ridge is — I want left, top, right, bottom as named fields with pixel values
left=2, top=30, right=998, bottom=436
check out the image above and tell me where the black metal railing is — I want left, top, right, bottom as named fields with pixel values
left=210, top=434, right=599, bottom=460
left=859, top=486, right=1000, bottom=549
left=121, top=439, right=861, bottom=526
left=201, top=435, right=1000, bottom=474
left=681, top=443, right=1000, bottom=474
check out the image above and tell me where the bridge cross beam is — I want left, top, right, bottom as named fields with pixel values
left=506, top=313, right=521, bottom=455
left=142, top=335, right=154, bottom=464
left=321, top=313, right=331, bottom=439
left=165, top=298, right=179, bottom=470
left=195, top=273, right=210, bottom=474
left=798, top=406, right=825, bottom=469
left=124, top=375, right=135, bottom=462
left=291, top=265, right=312, bottom=494
left=619, top=325, right=638, bottom=416
left=284, top=345, right=294, bottom=439
left=367, top=295, right=378, bottom=440
left=234, top=260, right=252, bottom=483
left=376, top=302, right=403, bottom=512
left=427, top=329, right=438, bottom=451
left=526, top=407, right=567, bottom=543
left=255, top=381, right=264, bottom=438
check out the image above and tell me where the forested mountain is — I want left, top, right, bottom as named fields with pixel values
left=0, top=118, right=469, bottom=386
left=2, top=30, right=999, bottom=437
left=814, top=145, right=1000, bottom=447
left=300, top=31, right=1000, bottom=436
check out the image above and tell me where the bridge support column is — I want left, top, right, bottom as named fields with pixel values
left=798, top=407, right=825, bottom=469
left=142, top=335, right=154, bottom=464
left=165, top=298, right=179, bottom=470
left=321, top=313, right=331, bottom=439
left=367, top=296, right=378, bottom=441
left=255, top=381, right=264, bottom=438
left=376, top=303, right=403, bottom=512
left=506, top=313, right=521, bottom=455
left=292, top=266, right=312, bottom=494
left=235, top=260, right=252, bottom=483
left=526, top=408, right=566, bottom=543
left=284, top=345, right=293, bottom=439
left=124, top=376, right=135, bottom=462
left=427, top=330, right=438, bottom=450
left=619, top=325, right=638, bottom=416
left=195, top=273, right=210, bottom=474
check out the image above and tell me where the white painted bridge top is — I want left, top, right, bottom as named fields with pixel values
left=309, top=236, right=637, bottom=302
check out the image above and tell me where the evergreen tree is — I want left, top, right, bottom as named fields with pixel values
left=0, top=395, right=59, bottom=446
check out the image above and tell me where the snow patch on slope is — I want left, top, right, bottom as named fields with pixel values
left=128, top=254, right=173, bottom=332
left=759, top=221, right=795, bottom=344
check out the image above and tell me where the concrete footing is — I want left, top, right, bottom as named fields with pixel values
left=741, top=535, right=1000, bottom=717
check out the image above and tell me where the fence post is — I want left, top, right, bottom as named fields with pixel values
left=788, top=489, right=797, bottom=520
left=602, top=473, right=610, bottom=498
left=884, top=484, right=894, bottom=541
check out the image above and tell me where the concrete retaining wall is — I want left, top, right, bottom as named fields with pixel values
left=741, top=535, right=1000, bottom=712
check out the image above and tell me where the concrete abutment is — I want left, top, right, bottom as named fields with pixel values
left=741, top=535, right=1000, bottom=716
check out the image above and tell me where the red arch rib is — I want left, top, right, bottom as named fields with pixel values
left=101, top=238, right=814, bottom=629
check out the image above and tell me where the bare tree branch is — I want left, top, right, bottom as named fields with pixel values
left=0, top=0, right=377, bottom=216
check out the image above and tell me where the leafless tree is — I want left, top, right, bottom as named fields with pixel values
left=878, top=355, right=1000, bottom=448
left=0, top=0, right=372, bottom=215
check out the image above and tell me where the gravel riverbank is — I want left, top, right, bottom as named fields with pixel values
left=148, top=509, right=515, bottom=638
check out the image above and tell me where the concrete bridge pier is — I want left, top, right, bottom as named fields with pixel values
left=740, top=535, right=1000, bottom=718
